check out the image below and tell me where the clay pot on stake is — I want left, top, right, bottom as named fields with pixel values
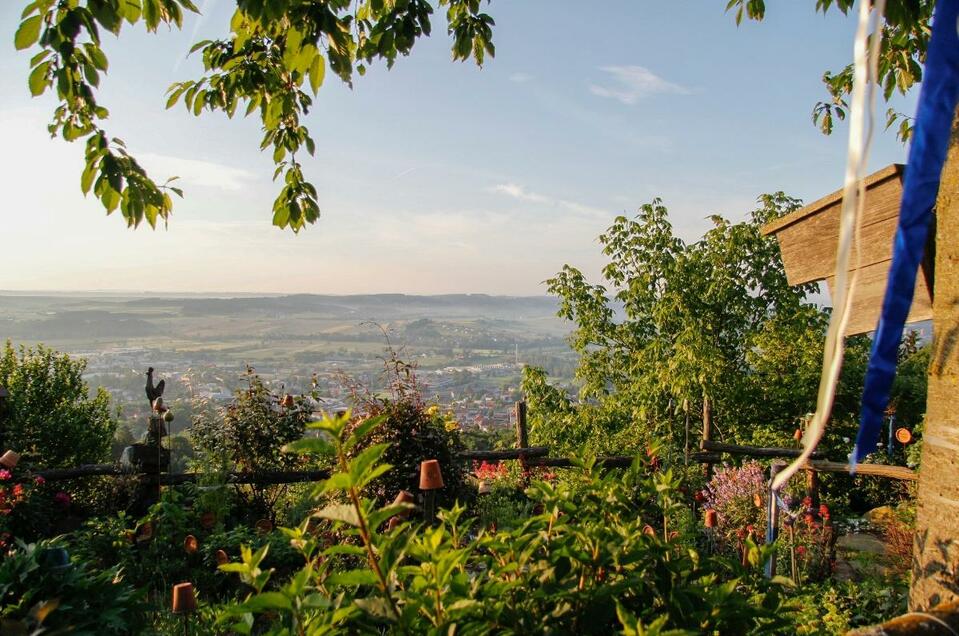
left=171, top=582, right=196, bottom=635
left=419, top=460, right=444, bottom=523
left=0, top=450, right=20, bottom=470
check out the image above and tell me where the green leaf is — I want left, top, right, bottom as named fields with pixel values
left=308, top=53, right=326, bottom=95
left=15, top=16, right=42, bottom=50
left=314, top=503, right=360, bottom=527
left=325, top=569, right=378, bottom=587
left=28, top=61, right=50, bottom=96
left=241, top=592, right=292, bottom=612
left=349, top=443, right=389, bottom=483
left=282, top=437, right=334, bottom=457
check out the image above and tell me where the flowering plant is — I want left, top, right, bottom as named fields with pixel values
left=703, top=461, right=767, bottom=556
left=0, top=468, right=40, bottom=551
left=780, top=499, right=836, bottom=584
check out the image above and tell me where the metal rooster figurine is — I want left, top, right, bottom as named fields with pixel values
left=145, top=367, right=166, bottom=409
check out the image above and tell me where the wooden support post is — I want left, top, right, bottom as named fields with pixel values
left=515, top=401, right=528, bottom=449
left=911, top=114, right=959, bottom=610
left=515, top=401, right=529, bottom=485
left=701, top=396, right=714, bottom=479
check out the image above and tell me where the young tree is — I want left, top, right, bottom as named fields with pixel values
left=523, top=194, right=867, bottom=457
left=0, top=341, right=117, bottom=467
left=13, top=0, right=494, bottom=232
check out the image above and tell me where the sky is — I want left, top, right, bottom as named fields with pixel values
left=0, top=1, right=915, bottom=296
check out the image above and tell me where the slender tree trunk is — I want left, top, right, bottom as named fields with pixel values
left=910, top=113, right=959, bottom=610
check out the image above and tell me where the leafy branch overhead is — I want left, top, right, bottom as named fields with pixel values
left=15, top=0, right=496, bottom=232
left=725, top=0, right=933, bottom=143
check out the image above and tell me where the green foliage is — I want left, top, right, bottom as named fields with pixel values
left=725, top=0, right=934, bottom=142
left=0, top=538, right=148, bottom=635
left=213, top=412, right=794, bottom=633
left=525, top=196, right=850, bottom=456
left=342, top=351, right=471, bottom=508
left=15, top=0, right=495, bottom=232
left=0, top=341, right=116, bottom=468
left=789, top=577, right=907, bottom=635
left=191, top=368, right=311, bottom=519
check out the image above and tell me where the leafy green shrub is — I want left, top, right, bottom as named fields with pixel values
left=0, top=341, right=116, bottom=467
left=790, top=578, right=907, bottom=635
left=191, top=368, right=312, bottom=520
left=0, top=538, right=148, bottom=635
left=344, top=354, right=470, bottom=510
left=214, top=413, right=794, bottom=634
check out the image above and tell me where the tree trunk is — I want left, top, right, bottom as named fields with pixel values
left=910, top=113, right=959, bottom=610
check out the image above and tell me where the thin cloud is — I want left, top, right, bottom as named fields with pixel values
left=509, top=72, right=533, bottom=84
left=589, top=65, right=690, bottom=105
left=490, top=183, right=607, bottom=218
left=139, top=153, right=257, bottom=191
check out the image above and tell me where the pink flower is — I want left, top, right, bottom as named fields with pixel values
left=54, top=491, right=71, bottom=506
left=34, top=476, right=45, bottom=486
left=0, top=470, right=10, bottom=481
left=12, top=484, right=23, bottom=499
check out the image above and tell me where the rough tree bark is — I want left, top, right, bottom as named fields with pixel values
left=910, top=113, right=959, bottom=610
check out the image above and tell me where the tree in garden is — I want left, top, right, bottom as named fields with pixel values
left=0, top=341, right=116, bottom=467
left=13, top=0, right=495, bottom=232
left=523, top=194, right=872, bottom=457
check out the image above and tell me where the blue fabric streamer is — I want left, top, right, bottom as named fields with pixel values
left=855, top=0, right=959, bottom=464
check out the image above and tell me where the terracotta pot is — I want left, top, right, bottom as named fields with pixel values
left=642, top=524, right=656, bottom=537
left=392, top=490, right=415, bottom=517
left=282, top=394, right=295, bottom=408
left=895, top=427, right=912, bottom=444
left=255, top=519, right=273, bottom=534
left=419, top=460, right=444, bottom=491
left=200, top=512, right=216, bottom=530
left=477, top=480, right=491, bottom=495
left=136, top=521, right=154, bottom=543
left=184, top=535, right=199, bottom=554
left=0, top=450, right=20, bottom=470
left=215, top=549, right=229, bottom=566
left=171, top=582, right=197, bottom=614
left=704, top=509, right=718, bottom=528
left=753, top=493, right=763, bottom=508
left=386, top=516, right=401, bottom=531
left=793, top=428, right=803, bottom=442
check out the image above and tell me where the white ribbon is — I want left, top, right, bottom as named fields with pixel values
left=773, top=0, right=887, bottom=491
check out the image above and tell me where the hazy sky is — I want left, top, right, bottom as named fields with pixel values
left=0, top=2, right=914, bottom=295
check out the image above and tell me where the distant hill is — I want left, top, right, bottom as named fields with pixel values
left=124, top=293, right=562, bottom=320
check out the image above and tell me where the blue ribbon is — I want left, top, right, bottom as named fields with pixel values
left=855, top=0, right=959, bottom=464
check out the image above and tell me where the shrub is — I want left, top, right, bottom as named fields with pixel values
left=0, top=538, right=148, bottom=634
left=214, top=414, right=795, bottom=634
left=703, top=461, right=767, bottom=555
left=343, top=352, right=470, bottom=509
left=191, top=368, right=312, bottom=520
left=0, top=341, right=116, bottom=467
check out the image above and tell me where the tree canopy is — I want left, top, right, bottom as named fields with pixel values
left=14, top=0, right=494, bottom=232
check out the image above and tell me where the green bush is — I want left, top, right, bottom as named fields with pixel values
left=0, top=341, right=116, bottom=468
left=191, top=368, right=312, bottom=521
left=214, top=413, right=794, bottom=634
left=0, top=538, right=148, bottom=635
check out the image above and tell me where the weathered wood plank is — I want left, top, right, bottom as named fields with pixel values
left=803, top=459, right=917, bottom=481
left=702, top=440, right=824, bottom=459
left=460, top=447, right=549, bottom=461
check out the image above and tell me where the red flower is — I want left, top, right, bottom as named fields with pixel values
left=54, top=491, right=71, bottom=506
left=12, top=484, right=23, bottom=499
left=796, top=546, right=807, bottom=556
left=818, top=504, right=829, bottom=516
left=34, top=476, right=45, bottom=486
left=804, top=513, right=815, bottom=526
left=694, top=491, right=706, bottom=503
left=802, top=496, right=813, bottom=507
left=0, top=470, right=10, bottom=481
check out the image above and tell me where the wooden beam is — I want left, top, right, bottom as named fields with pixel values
left=803, top=460, right=917, bottom=481
left=460, top=446, right=549, bottom=461
left=702, top=440, right=824, bottom=459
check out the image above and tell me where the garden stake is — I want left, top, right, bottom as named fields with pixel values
left=764, top=463, right=784, bottom=579
left=419, top=459, right=444, bottom=523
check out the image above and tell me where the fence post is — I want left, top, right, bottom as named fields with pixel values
left=515, top=401, right=528, bottom=449
left=701, top=396, right=714, bottom=479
